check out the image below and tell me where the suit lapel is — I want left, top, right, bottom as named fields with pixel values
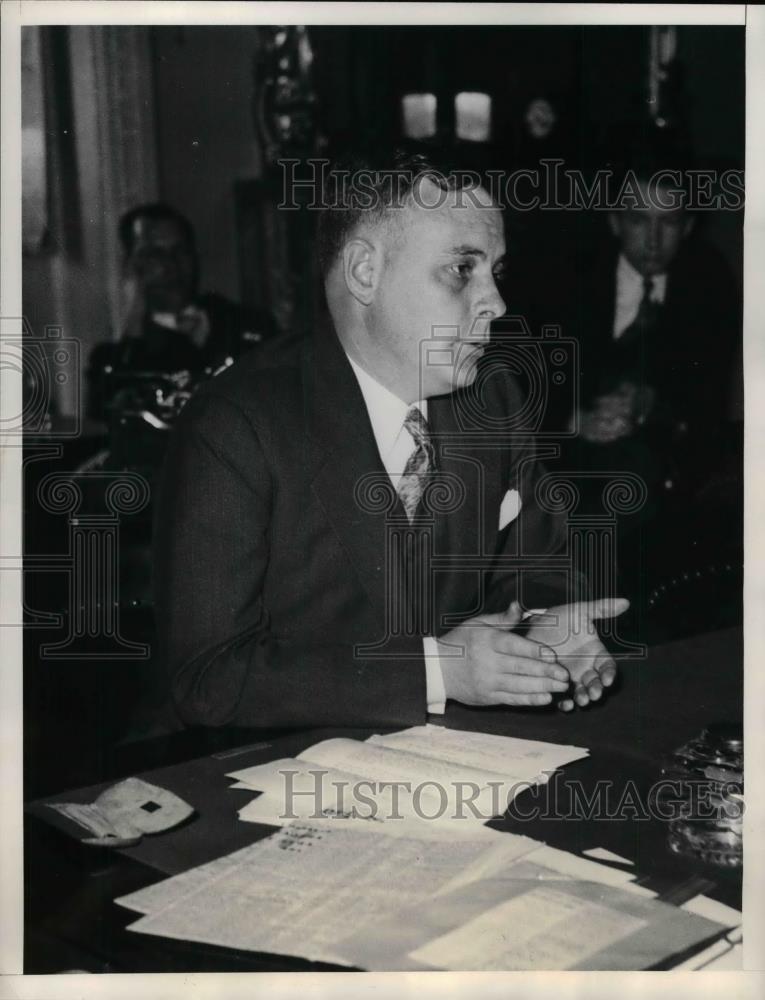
left=303, top=321, right=504, bottom=633
left=304, top=321, right=396, bottom=619
left=428, top=388, right=503, bottom=629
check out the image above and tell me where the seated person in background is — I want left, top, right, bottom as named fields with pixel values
left=565, top=131, right=742, bottom=617
left=155, top=150, right=629, bottom=731
left=87, top=203, right=275, bottom=420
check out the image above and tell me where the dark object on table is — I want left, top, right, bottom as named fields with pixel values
left=661, top=723, right=743, bottom=868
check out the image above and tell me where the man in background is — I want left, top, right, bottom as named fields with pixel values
left=87, top=203, right=274, bottom=419
left=519, top=130, right=742, bottom=635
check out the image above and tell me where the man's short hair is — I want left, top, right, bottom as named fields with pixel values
left=316, top=148, right=491, bottom=278
left=118, top=202, right=196, bottom=256
left=604, top=123, right=696, bottom=208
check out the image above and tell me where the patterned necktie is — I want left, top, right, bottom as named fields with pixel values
left=397, top=406, right=436, bottom=522
left=620, top=276, right=661, bottom=345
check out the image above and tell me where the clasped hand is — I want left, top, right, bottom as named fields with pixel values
left=438, top=598, right=629, bottom=712
left=577, top=381, right=655, bottom=444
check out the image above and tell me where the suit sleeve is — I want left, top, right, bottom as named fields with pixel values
left=153, top=391, right=427, bottom=730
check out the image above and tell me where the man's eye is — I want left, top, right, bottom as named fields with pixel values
left=449, top=262, right=473, bottom=278
left=492, top=265, right=507, bottom=282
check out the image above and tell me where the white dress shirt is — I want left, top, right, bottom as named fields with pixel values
left=613, top=254, right=667, bottom=340
left=346, top=354, right=447, bottom=714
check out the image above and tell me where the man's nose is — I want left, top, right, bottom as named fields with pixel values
left=476, top=277, right=507, bottom=323
left=647, top=220, right=663, bottom=253
left=155, top=257, right=181, bottom=283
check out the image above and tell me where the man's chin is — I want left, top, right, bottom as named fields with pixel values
left=636, top=258, right=669, bottom=278
left=450, top=354, right=482, bottom=393
left=423, top=349, right=483, bottom=398
left=146, top=289, right=189, bottom=314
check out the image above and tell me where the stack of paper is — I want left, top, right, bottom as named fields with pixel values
left=116, top=819, right=726, bottom=970
left=117, top=822, right=539, bottom=965
left=341, top=860, right=724, bottom=971
left=228, top=724, right=589, bottom=831
left=113, top=727, right=731, bottom=969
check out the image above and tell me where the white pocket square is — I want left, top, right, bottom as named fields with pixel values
left=499, top=489, right=522, bottom=530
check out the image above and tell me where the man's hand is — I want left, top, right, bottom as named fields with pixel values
left=525, top=598, right=629, bottom=711
left=577, top=382, right=655, bottom=444
left=438, top=602, right=571, bottom=708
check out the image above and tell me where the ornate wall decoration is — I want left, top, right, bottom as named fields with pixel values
left=255, top=26, right=319, bottom=167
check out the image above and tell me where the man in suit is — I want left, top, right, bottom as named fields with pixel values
left=155, top=151, right=627, bottom=730
left=574, top=185, right=739, bottom=457
left=507, top=130, right=743, bottom=639
left=87, top=203, right=274, bottom=420
left=566, top=159, right=741, bottom=607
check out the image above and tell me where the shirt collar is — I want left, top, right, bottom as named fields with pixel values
left=346, top=353, right=427, bottom=462
left=617, top=253, right=667, bottom=302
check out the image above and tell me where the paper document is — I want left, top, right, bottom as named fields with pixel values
left=583, top=846, right=635, bottom=866
left=681, top=894, right=741, bottom=927
left=231, top=756, right=491, bottom=830
left=369, top=724, right=588, bottom=781
left=114, top=726, right=721, bottom=971
left=522, top=845, right=644, bottom=890
left=124, top=822, right=539, bottom=966
left=228, top=726, right=589, bottom=829
left=117, top=842, right=258, bottom=915
left=298, top=737, right=516, bottom=797
left=237, top=790, right=492, bottom=837
left=409, top=882, right=649, bottom=970
left=335, top=863, right=725, bottom=971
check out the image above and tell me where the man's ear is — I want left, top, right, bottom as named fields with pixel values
left=607, top=212, right=621, bottom=240
left=342, top=238, right=379, bottom=305
left=683, top=213, right=695, bottom=239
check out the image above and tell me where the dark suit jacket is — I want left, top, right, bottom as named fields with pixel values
left=154, top=321, right=575, bottom=730
left=564, top=237, right=741, bottom=517
left=512, top=232, right=740, bottom=439
left=577, top=237, right=739, bottom=423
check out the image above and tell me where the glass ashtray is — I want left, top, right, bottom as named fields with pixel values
left=660, top=723, right=743, bottom=868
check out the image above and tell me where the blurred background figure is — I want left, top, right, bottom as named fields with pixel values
left=557, top=127, right=742, bottom=637
left=87, top=203, right=275, bottom=421
left=78, top=204, right=277, bottom=625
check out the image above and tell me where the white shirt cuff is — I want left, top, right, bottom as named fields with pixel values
left=422, top=611, right=546, bottom=715
left=423, top=636, right=446, bottom=715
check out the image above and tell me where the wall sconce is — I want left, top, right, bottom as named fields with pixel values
left=401, top=93, right=437, bottom=140
left=455, top=91, right=491, bottom=142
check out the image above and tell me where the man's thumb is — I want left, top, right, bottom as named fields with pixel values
left=478, top=601, right=524, bottom=629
